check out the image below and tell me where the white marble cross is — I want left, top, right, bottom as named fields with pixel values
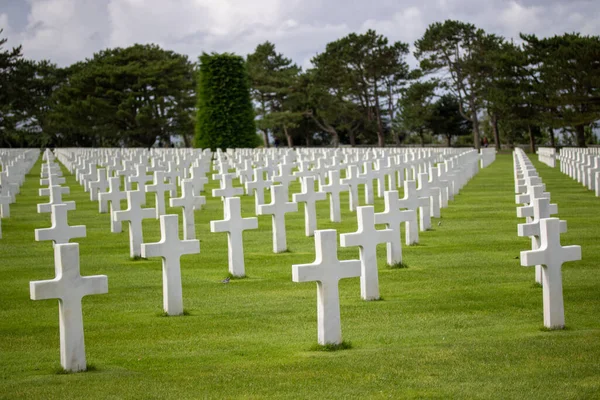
left=258, top=184, right=298, bottom=253
left=189, top=166, right=209, bottom=196
left=416, top=172, right=432, bottom=231
left=141, top=214, right=199, bottom=316
left=210, top=196, right=258, bottom=277
left=520, top=218, right=581, bottom=329
left=127, top=164, right=152, bottom=194
left=147, top=171, right=176, bottom=218
left=518, top=197, right=566, bottom=284
left=213, top=173, right=244, bottom=200
left=320, top=170, right=349, bottom=223
left=88, top=168, right=109, bottom=201
left=374, top=158, right=391, bottom=198
left=37, top=185, right=75, bottom=214
left=292, top=176, right=326, bottom=237
left=341, top=165, right=366, bottom=211
left=374, top=190, right=418, bottom=264
left=245, top=167, right=271, bottom=214
left=30, top=243, right=108, bottom=372
left=35, top=204, right=86, bottom=245
left=273, top=162, right=297, bottom=201
left=292, top=229, right=361, bottom=345
left=40, top=173, right=65, bottom=189
left=396, top=181, right=420, bottom=245
left=427, top=168, right=442, bottom=218
left=99, top=177, right=126, bottom=233
left=170, top=179, right=205, bottom=240
left=0, top=191, right=11, bottom=218
left=114, top=190, right=156, bottom=258
left=341, top=206, right=394, bottom=300
left=358, top=161, right=376, bottom=205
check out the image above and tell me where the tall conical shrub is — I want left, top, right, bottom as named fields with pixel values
left=194, top=52, right=257, bottom=150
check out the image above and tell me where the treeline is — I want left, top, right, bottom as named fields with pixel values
left=1, top=20, right=599, bottom=150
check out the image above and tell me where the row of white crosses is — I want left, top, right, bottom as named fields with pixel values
left=31, top=154, right=108, bottom=373
left=536, top=147, right=557, bottom=168
left=54, top=148, right=210, bottom=258
left=555, top=147, right=600, bottom=197
left=43, top=146, right=489, bottom=350
left=513, top=148, right=581, bottom=330
left=290, top=149, right=487, bottom=346
left=0, top=148, right=39, bottom=238
left=57, top=149, right=209, bottom=316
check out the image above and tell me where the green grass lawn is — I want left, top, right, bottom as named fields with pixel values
left=1, top=153, right=598, bottom=399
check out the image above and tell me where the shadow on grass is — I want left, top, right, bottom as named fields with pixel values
left=310, top=341, right=353, bottom=352
left=539, top=325, right=569, bottom=332
left=54, top=363, right=98, bottom=375
left=388, top=261, right=409, bottom=269
left=156, top=309, right=191, bottom=317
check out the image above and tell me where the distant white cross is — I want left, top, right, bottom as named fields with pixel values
left=341, top=206, right=394, bottom=300
left=37, top=185, right=75, bottom=214
left=141, top=214, right=199, bottom=315
left=98, top=177, right=127, bottom=233
left=113, top=190, right=156, bottom=258
left=210, top=196, right=258, bottom=277
left=35, top=204, right=86, bottom=245
left=170, top=179, right=205, bottom=240
left=147, top=171, right=176, bottom=218
left=292, top=176, right=326, bottom=237
left=320, top=170, right=349, bottom=223
left=258, top=185, right=298, bottom=253
left=341, top=165, right=366, bottom=211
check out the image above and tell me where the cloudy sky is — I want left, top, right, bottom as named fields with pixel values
left=1, top=0, right=599, bottom=69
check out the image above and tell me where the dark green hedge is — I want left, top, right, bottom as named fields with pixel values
left=194, top=53, right=257, bottom=150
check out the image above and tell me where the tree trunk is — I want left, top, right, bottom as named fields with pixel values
left=446, top=134, right=452, bottom=147
left=470, top=98, right=481, bottom=150
left=528, top=125, right=536, bottom=153
left=182, top=134, right=190, bottom=147
left=262, top=130, right=270, bottom=148
left=393, top=130, right=400, bottom=146
left=349, top=130, right=356, bottom=147
left=331, top=130, right=340, bottom=147
left=419, top=129, right=425, bottom=146
left=284, top=125, right=293, bottom=148
left=549, top=127, right=555, bottom=148
left=305, top=130, right=312, bottom=147
left=491, top=113, right=500, bottom=150
left=575, top=124, right=586, bottom=147
left=374, top=97, right=385, bottom=147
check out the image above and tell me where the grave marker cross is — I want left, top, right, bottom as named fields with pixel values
left=341, top=206, right=394, bottom=300
left=320, top=170, right=349, bottom=223
left=29, top=243, right=108, bottom=372
left=113, top=190, right=156, bottom=258
left=141, top=214, right=199, bottom=316
left=520, top=218, right=581, bottom=329
left=37, top=185, right=75, bottom=214
left=170, top=180, right=206, bottom=240
left=99, top=177, right=127, bottom=233
left=292, top=230, right=361, bottom=345
left=35, top=204, right=86, bottom=245
left=292, top=176, right=326, bottom=237
left=210, top=197, right=258, bottom=277
left=258, top=185, right=298, bottom=253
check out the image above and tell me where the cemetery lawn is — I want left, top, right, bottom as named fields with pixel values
left=1, top=153, right=599, bottom=399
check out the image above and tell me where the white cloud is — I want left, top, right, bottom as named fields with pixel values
left=1, top=0, right=599, bottom=67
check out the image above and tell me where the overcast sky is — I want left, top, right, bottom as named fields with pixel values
left=1, top=0, right=599, bottom=69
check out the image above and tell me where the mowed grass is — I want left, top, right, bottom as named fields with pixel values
left=0, top=153, right=599, bottom=399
